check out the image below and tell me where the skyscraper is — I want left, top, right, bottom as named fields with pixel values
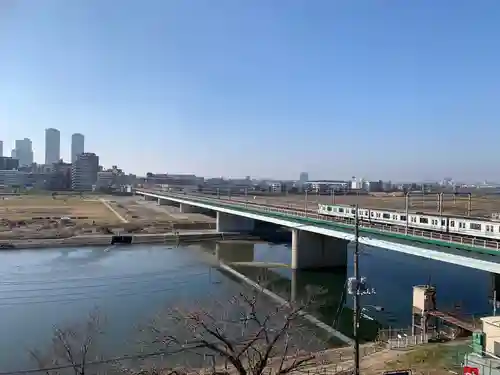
left=71, top=133, right=85, bottom=163
left=15, top=138, right=33, bottom=166
left=0, top=140, right=3, bottom=157
left=45, top=128, right=61, bottom=164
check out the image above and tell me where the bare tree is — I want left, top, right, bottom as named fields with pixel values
left=139, top=285, right=328, bottom=375
left=29, top=310, right=104, bottom=375
left=28, top=285, right=329, bottom=375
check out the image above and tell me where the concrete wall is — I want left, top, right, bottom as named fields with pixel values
left=291, top=229, right=348, bottom=270
left=216, top=212, right=255, bottom=232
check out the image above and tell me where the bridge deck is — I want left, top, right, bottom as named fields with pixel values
left=427, top=310, right=480, bottom=332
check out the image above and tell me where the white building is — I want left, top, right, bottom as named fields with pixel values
left=71, top=133, right=85, bottom=163
left=71, top=153, right=99, bottom=191
left=15, top=138, right=33, bottom=166
left=270, top=182, right=282, bottom=192
left=96, top=171, right=115, bottom=189
left=45, top=128, right=60, bottom=165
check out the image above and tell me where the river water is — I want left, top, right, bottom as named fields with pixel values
left=0, top=241, right=494, bottom=371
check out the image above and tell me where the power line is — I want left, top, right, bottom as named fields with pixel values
left=0, top=270, right=209, bottom=295
left=0, top=347, right=189, bottom=375
left=0, top=264, right=207, bottom=286
left=0, top=275, right=220, bottom=307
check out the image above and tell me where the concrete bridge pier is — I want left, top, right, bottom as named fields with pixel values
left=144, top=195, right=156, bottom=201
left=179, top=203, right=207, bottom=214
left=491, top=273, right=500, bottom=304
left=291, top=229, right=348, bottom=270
left=216, top=212, right=255, bottom=232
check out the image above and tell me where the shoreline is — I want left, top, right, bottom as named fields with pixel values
left=0, top=231, right=258, bottom=250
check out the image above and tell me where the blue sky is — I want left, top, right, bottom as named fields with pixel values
left=1, top=0, right=499, bottom=181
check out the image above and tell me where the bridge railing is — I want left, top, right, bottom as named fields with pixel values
left=137, top=190, right=500, bottom=252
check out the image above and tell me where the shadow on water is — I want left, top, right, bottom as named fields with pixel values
left=196, top=240, right=381, bottom=342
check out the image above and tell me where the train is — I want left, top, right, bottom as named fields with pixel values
left=317, top=204, right=500, bottom=241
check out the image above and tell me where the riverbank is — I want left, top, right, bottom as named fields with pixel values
left=0, top=231, right=258, bottom=250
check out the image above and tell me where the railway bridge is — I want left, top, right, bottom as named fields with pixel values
left=135, top=189, right=500, bottom=275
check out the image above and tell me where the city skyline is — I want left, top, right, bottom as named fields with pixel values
left=1, top=130, right=86, bottom=166
left=1, top=1, right=500, bottom=180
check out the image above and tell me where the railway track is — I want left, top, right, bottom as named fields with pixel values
left=143, top=191, right=500, bottom=252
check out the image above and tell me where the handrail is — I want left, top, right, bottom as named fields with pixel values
left=137, top=191, right=500, bottom=253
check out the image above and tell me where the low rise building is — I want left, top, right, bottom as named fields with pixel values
left=0, top=156, right=19, bottom=171
left=0, top=170, right=27, bottom=187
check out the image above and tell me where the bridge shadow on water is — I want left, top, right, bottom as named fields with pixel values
left=196, top=239, right=381, bottom=343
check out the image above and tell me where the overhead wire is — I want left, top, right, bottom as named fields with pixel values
left=0, top=347, right=189, bottom=375
left=0, top=263, right=208, bottom=285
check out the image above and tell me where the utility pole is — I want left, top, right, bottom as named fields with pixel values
left=304, top=189, right=308, bottom=214
left=347, top=204, right=376, bottom=375
left=353, top=203, right=360, bottom=374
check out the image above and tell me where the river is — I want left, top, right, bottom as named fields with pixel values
left=0, top=241, right=494, bottom=371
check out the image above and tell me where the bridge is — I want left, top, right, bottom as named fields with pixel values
left=134, top=189, right=500, bottom=275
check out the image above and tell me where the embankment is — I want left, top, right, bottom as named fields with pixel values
left=0, top=232, right=257, bottom=250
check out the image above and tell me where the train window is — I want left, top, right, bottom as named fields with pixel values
left=370, top=212, right=374, bottom=217
left=327, top=206, right=332, bottom=211
left=365, top=211, right=369, bottom=215
left=470, top=223, right=481, bottom=230
left=392, top=215, right=397, bottom=219
left=376, top=213, right=381, bottom=218
left=383, top=213, right=390, bottom=219
left=450, top=220, right=455, bottom=227
left=339, top=208, right=344, bottom=213
left=400, top=215, right=406, bottom=221
left=351, top=209, right=355, bottom=214
left=411, top=217, right=416, bottom=222
left=419, top=217, right=429, bottom=224
left=441, top=220, right=446, bottom=226
left=486, top=225, right=492, bottom=232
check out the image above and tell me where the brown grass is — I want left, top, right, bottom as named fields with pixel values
left=0, top=196, right=119, bottom=223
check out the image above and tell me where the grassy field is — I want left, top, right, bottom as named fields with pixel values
left=0, top=195, right=119, bottom=223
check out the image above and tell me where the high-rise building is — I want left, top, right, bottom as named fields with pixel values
left=45, top=128, right=61, bottom=164
left=71, top=152, right=99, bottom=191
left=299, top=172, right=309, bottom=183
left=71, top=133, right=85, bottom=163
left=15, top=138, right=33, bottom=166
left=0, top=140, right=3, bottom=157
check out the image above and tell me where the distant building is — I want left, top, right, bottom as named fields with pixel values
left=71, top=133, right=85, bottom=163
left=71, top=153, right=99, bottom=191
left=0, top=170, right=27, bottom=187
left=45, top=128, right=60, bottom=164
left=49, top=161, right=72, bottom=190
left=14, top=138, right=33, bottom=166
left=0, top=140, right=3, bottom=157
left=0, top=156, right=19, bottom=171
left=307, top=180, right=349, bottom=193
left=96, top=171, right=115, bottom=189
left=299, top=172, right=309, bottom=184
left=145, top=173, right=203, bottom=191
